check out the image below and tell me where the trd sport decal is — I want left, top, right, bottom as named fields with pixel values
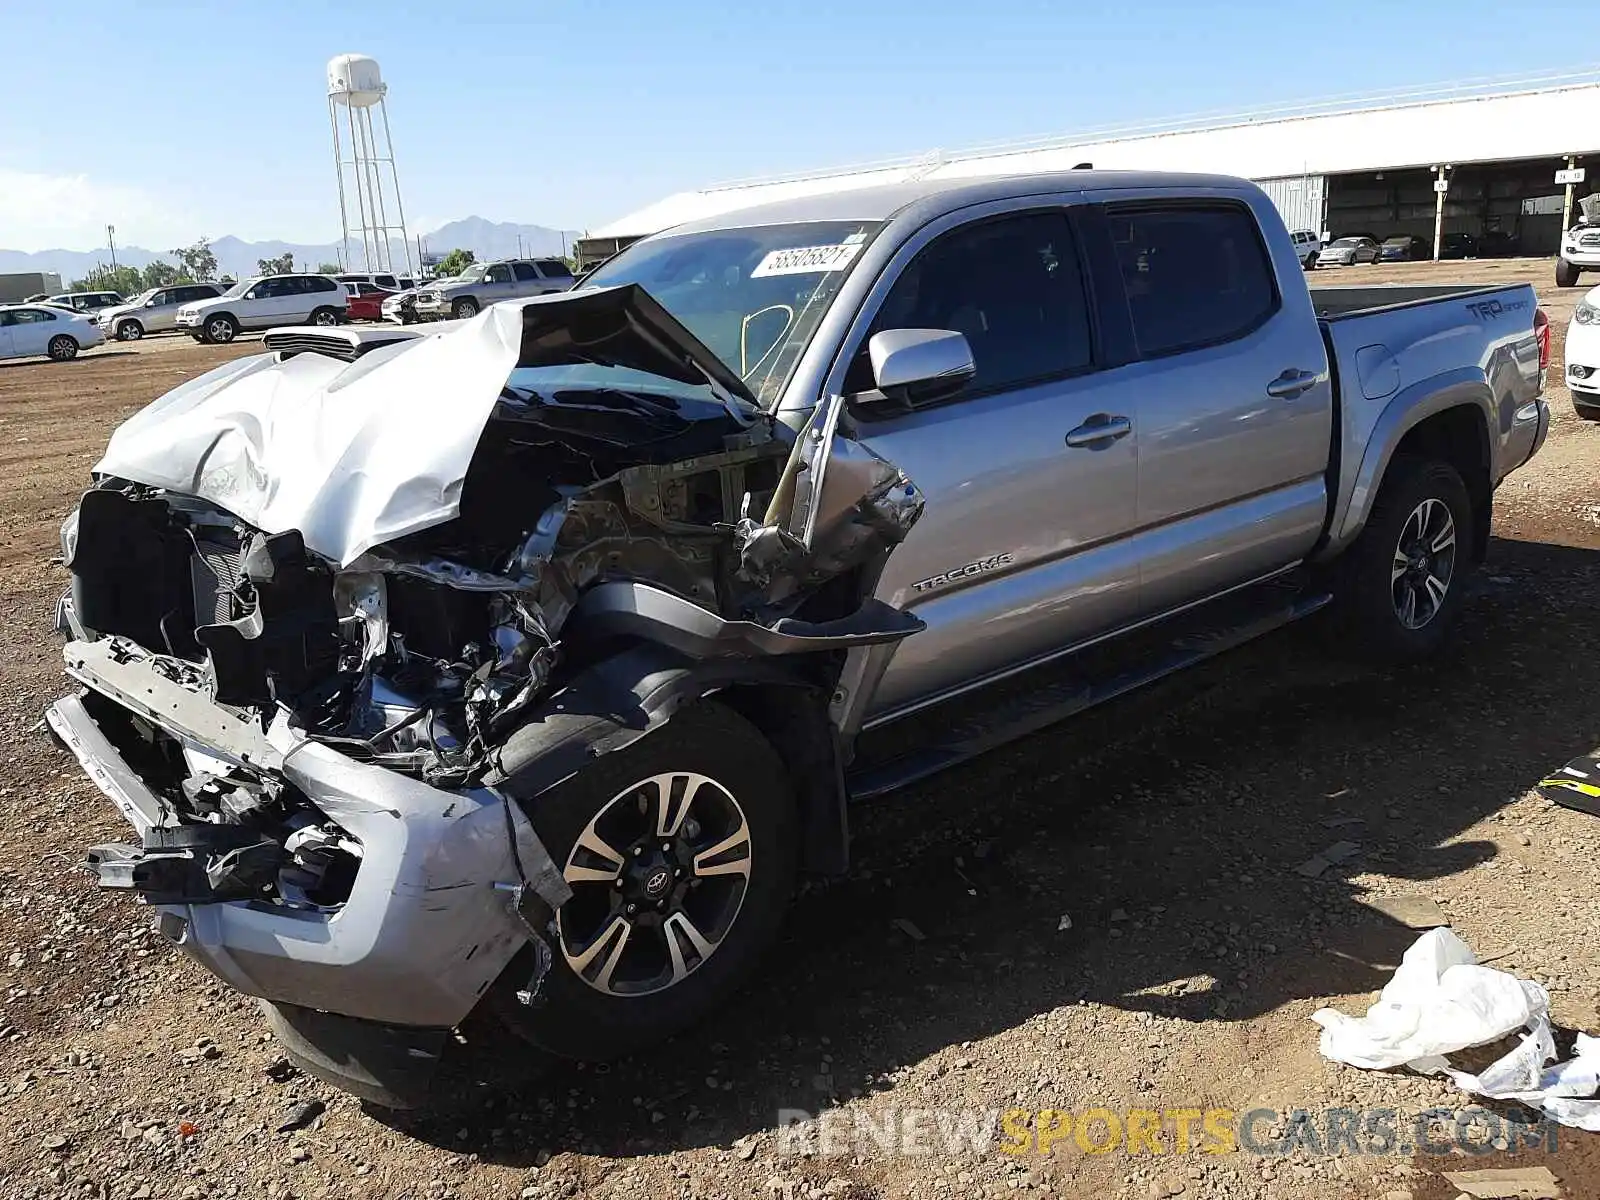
left=912, top=553, right=1015, bottom=593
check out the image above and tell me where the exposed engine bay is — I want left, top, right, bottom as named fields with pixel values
left=56, top=286, right=924, bottom=916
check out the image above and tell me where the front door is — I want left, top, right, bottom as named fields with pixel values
left=839, top=207, right=1143, bottom=720
left=1096, top=199, right=1333, bottom=614
left=483, top=262, right=516, bottom=303
left=0, top=312, right=15, bottom=358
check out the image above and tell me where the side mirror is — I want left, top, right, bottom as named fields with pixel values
left=864, top=328, right=975, bottom=408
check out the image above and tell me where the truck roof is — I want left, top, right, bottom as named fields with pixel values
left=661, top=170, right=1259, bottom=237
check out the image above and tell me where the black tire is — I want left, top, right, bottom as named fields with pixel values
left=203, top=313, right=238, bottom=344
left=493, top=701, right=797, bottom=1062
left=115, top=319, right=144, bottom=341
left=1336, top=456, right=1473, bottom=661
left=310, top=306, right=340, bottom=327
left=451, top=297, right=480, bottom=319
left=1557, top=258, right=1581, bottom=288
left=46, top=335, right=78, bottom=362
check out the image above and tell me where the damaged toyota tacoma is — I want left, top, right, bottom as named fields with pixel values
left=47, top=171, right=1549, bottom=1107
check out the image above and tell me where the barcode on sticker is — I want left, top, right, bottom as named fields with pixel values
left=751, top=243, right=861, bottom=277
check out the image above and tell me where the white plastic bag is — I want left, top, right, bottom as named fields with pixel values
left=1311, top=929, right=1548, bottom=1071
left=1312, top=928, right=1600, bottom=1130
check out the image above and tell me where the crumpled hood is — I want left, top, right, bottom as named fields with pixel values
left=92, top=287, right=758, bottom=568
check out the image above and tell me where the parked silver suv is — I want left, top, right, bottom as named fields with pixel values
left=411, top=258, right=573, bottom=320
left=95, top=283, right=227, bottom=341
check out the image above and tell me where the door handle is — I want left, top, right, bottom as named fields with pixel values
left=1266, top=368, right=1318, bottom=399
left=1064, top=414, right=1132, bottom=448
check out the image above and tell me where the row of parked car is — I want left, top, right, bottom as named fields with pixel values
left=0, top=258, right=582, bottom=360
left=1290, top=229, right=1518, bottom=269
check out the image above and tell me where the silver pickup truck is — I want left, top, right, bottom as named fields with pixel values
left=45, top=171, right=1548, bottom=1106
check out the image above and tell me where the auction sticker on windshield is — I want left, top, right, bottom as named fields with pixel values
left=751, top=243, right=863, bottom=277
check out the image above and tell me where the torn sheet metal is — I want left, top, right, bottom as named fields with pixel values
left=1312, top=928, right=1600, bottom=1131
left=91, top=287, right=760, bottom=569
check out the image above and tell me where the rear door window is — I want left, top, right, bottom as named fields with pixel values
left=1106, top=204, right=1279, bottom=358
left=512, top=262, right=539, bottom=283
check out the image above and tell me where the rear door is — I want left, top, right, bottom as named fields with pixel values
left=832, top=203, right=1143, bottom=719
left=287, top=277, right=319, bottom=323
left=511, top=261, right=541, bottom=296
left=1091, top=197, right=1332, bottom=614
left=0, top=312, right=14, bottom=358
left=536, top=259, right=575, bottom=292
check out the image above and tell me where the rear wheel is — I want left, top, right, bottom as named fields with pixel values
left=451, top=297, right=480, bottom=319
left=46, top=335, right=79, bottom=362
left=1557, top=258, right=1581, bottom=287
left=204, top=314, right=238, bottom=344
left=115, top=319, right=144, bottom=341
left=493, top=702, right=797, bottom=1062
left=1336, top=457, right=1472, bottom=661
left=310, top=306, right=340, bottom=326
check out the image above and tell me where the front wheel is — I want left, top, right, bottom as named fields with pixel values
left=115, top=319, right=144, bottom=341
left=203, top=314, right=238, bottom=344
left=1557, top=258, right=1581, bottom=288
left=46, top=335, right=79, bottom=362
left=493, top=702, right=797, bottom=1062
left=1336, top=457, right=1472, bottom=661
left=451, top=297, right=480, bottom=319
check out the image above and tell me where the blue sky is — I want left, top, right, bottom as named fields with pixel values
left=3, top=0, right=1591, bottom=251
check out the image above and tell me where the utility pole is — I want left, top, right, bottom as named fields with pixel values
left=107, top=225, right=118, bottom=271
left=1431, top=165, right=1450, bottom=261
left=1559, top=156, right=1586, bottom=238
left=517, top=234, right=524, bottom=258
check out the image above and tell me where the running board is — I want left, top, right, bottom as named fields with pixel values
left=845, top=579, right=1332, bottom=800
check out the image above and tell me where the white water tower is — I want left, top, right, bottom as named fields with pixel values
left=327, top=54, right=414, bottom=278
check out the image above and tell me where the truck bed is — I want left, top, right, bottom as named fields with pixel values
left=1311, top=279, right=1543, bottom=561
left=1308, top=283, right=1512, bottom=320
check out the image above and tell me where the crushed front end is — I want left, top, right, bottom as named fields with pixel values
left=46, top=287, right=924, bottom=1105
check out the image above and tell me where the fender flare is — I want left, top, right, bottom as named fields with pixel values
left=1321, top=370, right=1493, bottom=558
left=483, top=644, right=851, bottom=873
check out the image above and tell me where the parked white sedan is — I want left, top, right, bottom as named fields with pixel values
left=0, top=303, right=105, bottom=362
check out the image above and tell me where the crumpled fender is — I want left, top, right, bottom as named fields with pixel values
left=483, top=643, right=813, bottom=802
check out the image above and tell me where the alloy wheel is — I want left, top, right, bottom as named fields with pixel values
left=1390, top=497, right=1457, bottom=630
left=557, top=771, right=753, bottom=997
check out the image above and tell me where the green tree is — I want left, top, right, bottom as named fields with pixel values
left=69, top=265, right=144, bottom=296
left=257, top=252, right=295, bottom=276
left=140, top=260, right=182, bottom=289
left=315, top=261, right=341, bottom=274
left=172, top=239, right=218, bottom=282
left=434, top=248, right=475, bottom=277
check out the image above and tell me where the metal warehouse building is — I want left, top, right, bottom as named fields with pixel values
left=575, top=71, right=1600, bottom=270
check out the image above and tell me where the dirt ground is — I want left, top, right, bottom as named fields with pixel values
left=2, top=261, right=1599, bottom=1200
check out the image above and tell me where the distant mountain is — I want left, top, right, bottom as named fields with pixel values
left=0, top=218, right=580, bottom=283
